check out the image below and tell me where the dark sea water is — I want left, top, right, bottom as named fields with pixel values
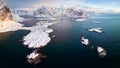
left=0, top=14, right=120, bottom=68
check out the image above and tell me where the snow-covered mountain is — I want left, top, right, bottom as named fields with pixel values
left=0, top=0, right=14, bottom=22
left=11, top=11, right=25, bottom=22
left=2, top=4, right=114, bottom=22
left=0, top=0, right=25, bottom=22
left=13, top=9, right=34, bottom=16
left=61, top=7, right=87, bottom=18
left=34, top=6, right=56, bottom=21
left=7, top=5, right=113, bottom=22
left=0, top=0, right=24, bottom=33
left=79, top=6, right=115, bottom=16
left=12, top=6, right=108, bottom=20
left=33, top=6, right=88, bottom=20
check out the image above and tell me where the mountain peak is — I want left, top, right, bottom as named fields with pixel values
left=0, top=0, right=14, bottom=22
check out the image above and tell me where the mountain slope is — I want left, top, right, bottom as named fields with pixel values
left=0, top=0, right=13, bottom=22
left=0, top=0, right=23, bottom=33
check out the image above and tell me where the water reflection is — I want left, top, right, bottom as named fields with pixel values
left=0, top=32, right=13, bottom=41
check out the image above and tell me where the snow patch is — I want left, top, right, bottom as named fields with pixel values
left=88, top=28, right=103, bottom=33
left=23, top=22, right=55, bottom=48
left=27, top=51, right=39, bottom=59
left=81, top=36, right=89, bottom=45
left=97, top=46, right=107, bottom=57
left=76, top=18, right=86, bottom=22
left=27, top=50, right=47, bottom=64
left=0, top=21, right=23, bottom=33
left=12, top=12, right=25, bottom=22
left=23, top=30, right=51, bottom=48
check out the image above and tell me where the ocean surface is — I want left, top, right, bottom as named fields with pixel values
left=0, top=14, right=120, bottom=68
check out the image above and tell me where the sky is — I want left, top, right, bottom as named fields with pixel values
left=5, top=0, right=120, bottom=13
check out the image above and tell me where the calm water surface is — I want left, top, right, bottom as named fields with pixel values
left=0, top=14, right=120, bottom=68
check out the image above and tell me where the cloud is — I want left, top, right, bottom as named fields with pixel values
left=111, top=8, right=120, bottom=13
left=5, top=0, right=80, bottom=8
left=30, top=0, right=81, bottom=8
left=5, top=0, right=120, bottom=13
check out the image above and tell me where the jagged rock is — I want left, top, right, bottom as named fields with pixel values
left=0, top=0, right=14, bottom=22
left=0, top=0, right=23, bottom=33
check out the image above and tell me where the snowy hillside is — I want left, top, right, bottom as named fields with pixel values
left=0, top=0, right=24, bottom=33
left=0, top=21, right=23, bottom=32
left=0, top=0, right=14, bottom=22
left=33, top=6, right=88, bottom=20
left=13, top=9, right=34, bottom=16
left=34, top=6, right=56, bottom=21
left=11, top=6, right=104, bottom=20
left=11, top=11, right=25, bottom=22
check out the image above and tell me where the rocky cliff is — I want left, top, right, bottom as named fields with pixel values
left=0, top=0, right=13, bottom=22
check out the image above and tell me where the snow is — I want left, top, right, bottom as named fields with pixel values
left=0, top=16, right=54, bottom=49
left=0, top=0, right=24, bottom=33
left=0, top=0, right=6, bottom=9
left=27, top=51, right=39, bottom=59
left=33, top=6, right=88, bottom=20
left=52, top=35, right=55, bottom=38
left=97, top=46, right=104, bottom=53
left=81, top=37, right=89, bottom=45
left=76, top=19, right=86, bottom=22
left=0, top=12, right=24, bottom=33
left=97, top=46, right=107, bottom=57
left=12, top=11, right=25, bottom=22
left=23, top=22, right=54, bottom=48
left=27, top=50, right=47, bottom=64
left=0, top=4, right=4, bottom=9
left=34, top=6, right=56, bottom=21
left=45, top=29, right=53, bottom=33
left=13, top=9, right=34, bottom=16
left=1, top=5, right=89, bottom=49
left=0, top=21, right=23, bottom=33
left=88, top=28, right=103, bottom=33
left=23, top=30, right=51, bottom=48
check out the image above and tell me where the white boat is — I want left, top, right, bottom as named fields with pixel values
left=81, top=36, right=89, bottom=45
left=97, top=46, right=107, bottom=57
